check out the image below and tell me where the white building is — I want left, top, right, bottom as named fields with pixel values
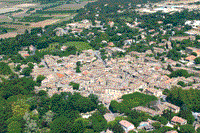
left=119, top=120, right=136, bottom=133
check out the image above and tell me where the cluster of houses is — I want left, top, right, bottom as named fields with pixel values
left=29, top=46, right=200, bottom=102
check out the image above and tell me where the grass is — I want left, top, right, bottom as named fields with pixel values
left=63, top=41, right=93, bottom=51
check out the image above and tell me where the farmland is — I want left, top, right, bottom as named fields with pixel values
left=0, top=1, right=94, bottom=38
left=30, top=19, right=60, bottom=28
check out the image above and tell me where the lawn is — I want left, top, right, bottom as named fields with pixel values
left=120, top=92, right=158, bottom=109
left=63, top=41, right=93, bottom=51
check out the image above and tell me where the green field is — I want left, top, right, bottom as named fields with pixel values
left=20, top=16, right=53, bottom=22
left=63, top=41, right=93, bottom=51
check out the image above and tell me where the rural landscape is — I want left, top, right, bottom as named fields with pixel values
left=0, top=0, right=200, bottom=132
left=0, top=0, right=94, bottom=38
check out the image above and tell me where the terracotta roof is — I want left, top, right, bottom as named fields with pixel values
left=24, top=54, right=30, bottom=57
left=56, top=73, right=65, bottom=78
left=185, top=55, right=196, bottom=61
left=119, top=120, right=135, bottom=128
left=171, top=116, right=187, bottom=124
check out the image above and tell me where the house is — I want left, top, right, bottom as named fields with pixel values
left=170, top=36, right=195, bottom=41
left=134, top=106, right=163, bottom=117
left=108, top=42, right=114, bottom=46
left=124, top=39, right=133, bottom=45
left=61, top=46, right=68, bottom=51
left=129, top=81, right=147, bottom=92
left=103, top=113, right=115, bottom=122
left=108, top=21, right=114, bottom=27
left=119, top=120, right=135, bottom=133
left=171, top=116, right=187, bottom=125
left=162, top=102, right=180, bottom=113
left=144, top=88, right=163, bottom=97
left=185, top=47, right=196, bottom=54
left=185, top=55, right=196, bottom=62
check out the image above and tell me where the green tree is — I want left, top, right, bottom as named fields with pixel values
left=167, top=64, right=173, bottom=72
left=50, top=116, right=73, bottom=133
left=90, top=111, right=107, bottom=132
left=152, top=122, right=161, bottom=129
left=21, top=67, right=32, bottom=76
left=7, top=121, right=22, bottom=133
left=177, top=81, right=187, bottom=87
left=97, top=104, right=108, bottom=115
left=191, top=52, right=197, bottom=56
left=14, top=64, right=21, bottom=72
left=36, top=75, right=46, bottom=85
left=197, top=127, right=200, bottom=133
left=178, top=108, right=195, bottom=124
left=179, top=124, right=195, bottom=133
left=71, top=118, right=86, bottom=133
left=194, top=57, right=200, bottom=64
left=28, top=63, right=34, bottom=69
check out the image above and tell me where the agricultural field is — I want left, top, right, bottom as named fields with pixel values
left=20, top=16, right=53, bottom=22
left=30, top=19, right=60, bottom=28
left=0, top=32, right=18, bottom=39
left=44, top=2, right=88, bottom=11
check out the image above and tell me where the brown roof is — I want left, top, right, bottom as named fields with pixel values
left=119, top=120, right=135, bottom=128
left=163, top=102, right=180, bottom=111
left=185, top=55, right=196, bottom=61
left=56, top=73, right=65, bottom=78
left=134, top=106, right=162, bottom=116
left=171, top=116, right=187, bottom=124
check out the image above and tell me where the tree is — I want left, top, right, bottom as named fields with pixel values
left=71, top=118, right=86, bottom=133
left=152, top=122, right=161, bottom=129
left=20, top=67, right=32, bottom=76
left=50, top=116, right=73, bottom=133
left=88, top=94, right=99, bottom=105
left=0, top=98, right=12, bottom=133
left=197, top=127, right=200, bottom=133
left=90, top=111, right=107, bottom=132
left=179, top=124, right=195, bottom=133
left=37, top=90, right=47, bottom=97
left=36, top=75, right=46, bottom=85
left=178, top=108, right=195, bottom=124
left=167, top=64, right=173, bottom=72
left=28, top=63, right=34, bottom=69
left=109, top=100, right=120, bottom=113
left=191, top=52, right=197, bottom=56
left=7, top=121, right=22, bottom=133
left=194, top=57, right=200, bottom=64
left=97, top=104, right=108, bottom=115
left=177, top=81, right=187, bottom=87
left=14, top=64, right=21, bottom=72
left=69, top=82, right=80, bottom=90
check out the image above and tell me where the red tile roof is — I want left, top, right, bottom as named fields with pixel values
left=56, top=73, right=65, bottom=78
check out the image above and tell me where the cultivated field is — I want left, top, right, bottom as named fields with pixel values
left=45, top=2, right=88, bottom=11
left=0, top=32, right=18, bottom=39
left=29, top=19, right=60, bottom=28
